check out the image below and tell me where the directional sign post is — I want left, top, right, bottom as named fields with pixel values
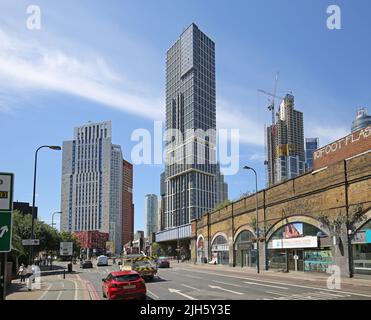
left=0, top=213, right=11, bottom=252
left=0, top=172, right=14, bottom=301
left=22, top=239, right=40, bottom=246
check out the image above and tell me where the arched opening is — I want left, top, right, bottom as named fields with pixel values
left=352, top=215, right=371, bottom=276
left=267, top=219, right=331, bottom=273
left=234, top=230, right=256, bottom=268
left=197, top=235, right=206, bottom=263
left=211, top=234, right=229, bottom=265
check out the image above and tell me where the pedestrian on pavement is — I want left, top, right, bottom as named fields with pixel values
left=48, top=255, right=52, bottom=266
left=18, top=264, right=26, bottom=283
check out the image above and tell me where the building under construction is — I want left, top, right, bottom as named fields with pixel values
left=265, top=94, right=305, bottom=187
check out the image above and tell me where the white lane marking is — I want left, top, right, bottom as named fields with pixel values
left=147, top=289, right=160, bottom=299
left=266, top=291, right=307, bottom=300
left=176, top=268, right=371, bottom=298
left=56, top=281, right=65, bottom=300
left=180, top=274, right=203, bottom=280
left=212, top=280, right=243, bottom=288
left=38, top=283, right=53, bottom=300
left=244, top=281, right=288, bottom=290
left=72, top=280, right=79, bottom=300
left=208, top=285, right=244, bottom=295
left=181, top=284, right=202, bottom=291
left=169, top=288, right=198, bottom=300
left=266, top=290, right=349, bottom=301
left=318, top=291, right=350, bottom=298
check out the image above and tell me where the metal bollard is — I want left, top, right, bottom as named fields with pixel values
left=63, top=270, right=65, bottom=279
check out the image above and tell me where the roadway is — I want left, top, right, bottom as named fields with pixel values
left=9, top=260, right=371, bottom=300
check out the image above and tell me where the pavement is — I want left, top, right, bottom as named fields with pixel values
left=5, top=259, right=371, bottom=300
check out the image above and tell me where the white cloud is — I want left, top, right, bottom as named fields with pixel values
left=306, top=123, right=349, bottom=147
left=0, top=28, right=350, bottom=150
left=217, top=99, right=265, bottom=146
left=0, top=28, right=164, bottom=120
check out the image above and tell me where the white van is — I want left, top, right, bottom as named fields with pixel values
left=97, top=255, right=108, bottom=266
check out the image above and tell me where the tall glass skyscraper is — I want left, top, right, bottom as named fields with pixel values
left=145, top=194, right=158, bottom=237
left=305, top=138, right=319, bottom=171
left=60, top=121, right=123, bottom=253
left=163, top=23, right=227, bottom=231
left=266, top=94, right=306, bottom=186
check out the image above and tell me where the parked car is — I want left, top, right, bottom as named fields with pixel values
left=102, top=270, right=146, bottom=300
left=80, top=260, right=93, bottom=269
left=157, top=257, right=170, bottom=268
left=97, top=255, right=108, bottom=266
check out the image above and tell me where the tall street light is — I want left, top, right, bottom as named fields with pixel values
left=243, top=166, right=260, bottom=274
left=51, top=211, right=62, bottom=231
left=29, top=145, right=61, bottom=265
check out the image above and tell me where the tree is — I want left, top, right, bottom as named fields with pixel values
left=318, top=204, right=365, bottom=237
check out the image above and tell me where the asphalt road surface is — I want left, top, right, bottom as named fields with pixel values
left=34, top=260, right=371, bottom=300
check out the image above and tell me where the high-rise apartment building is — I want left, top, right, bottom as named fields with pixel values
left=145, top=194, right=158, bottom=237
left=159, top=172, right=166, bottom=231
left=266, top=94, right=305, bottom=186
left=60, top=121, right=123, bottom=254
left=352, top=107, right=371, bottom=133
left=163, top=23, right=227, bottom=232
left=122, top=159, right=134, bottom=246
left=305, top=138, right=319, bottom=171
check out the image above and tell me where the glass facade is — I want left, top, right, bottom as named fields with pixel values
left=211, top=235, right=229, bottom=265
left=305, top=138, right=319, bottom=171
left=234, top=231, right=256, bottom=268
left=164, top=23, right=227, bottom=231
left=267, top=222, right=331, bottom=273
left=352, top=219, right=371, bottom=275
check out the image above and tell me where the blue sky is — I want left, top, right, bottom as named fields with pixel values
left=0, top=0, right=370, bottom=231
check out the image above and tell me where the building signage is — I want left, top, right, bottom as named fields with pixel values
left=60, top=242, right=73, bottom=256
left=0, top=173, right=13, bottom=212
left=212, top=244, right=229, bottom=251
left=0, top=173, right=14, bottom=253
left=366, top=230, right=371, bottom=244
left=272, top=236, right=318, bottom=249
left=352, top=231, right=366, bottom=244
left=313, top=126, right=371, bottom=170
left=22, top=239, right=40, bottom=246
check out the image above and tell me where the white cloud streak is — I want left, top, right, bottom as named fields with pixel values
left=0, top=28, right=349, bottom=148
left=0, top=28, right=164, bottom=120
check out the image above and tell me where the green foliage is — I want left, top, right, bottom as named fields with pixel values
left=9, top=210, right=81, bottom=267
left=214, top=200, right=231, bottom=211
left=151, top=242, right=170, bottom=256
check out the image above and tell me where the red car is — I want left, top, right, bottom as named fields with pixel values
left=102, top=270, right=146, bottom=300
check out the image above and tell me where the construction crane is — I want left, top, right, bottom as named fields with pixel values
left=258, top=72, right=281, bottom=125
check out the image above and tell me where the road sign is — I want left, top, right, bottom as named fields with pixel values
left=0, top=212, right=12, bottom=252
left=22, top=239, right=40, bottom=246
left=0, top=173, right=14, bottom=253
left=0, top=173, right=14, bottom=212
left=60, top=242, right=73, bottom=256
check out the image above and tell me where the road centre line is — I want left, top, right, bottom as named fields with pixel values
left=175, top=268, right=371, bottom=298
left=212, top=280, right=243, bottom=288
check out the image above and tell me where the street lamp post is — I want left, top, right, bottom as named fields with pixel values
left=51, top=211, right=62, bottom=231
left=50, top=211, right=62, bottom=270
left=29, top=145, right=61, bottom=265
left=243, top=166, right=260, bottom=274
